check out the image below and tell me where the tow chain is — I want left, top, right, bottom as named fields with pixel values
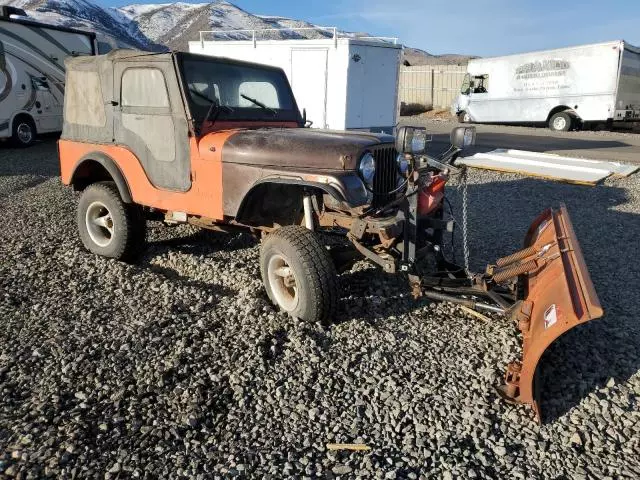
left=460, top=166, right=471, bottom=276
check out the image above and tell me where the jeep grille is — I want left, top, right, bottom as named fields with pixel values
left=370, top=144, right=399, bottom=208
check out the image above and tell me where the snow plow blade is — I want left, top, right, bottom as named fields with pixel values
left=498, top=204, right=603, bottom=421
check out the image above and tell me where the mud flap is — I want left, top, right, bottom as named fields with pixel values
left=498, top=204, right=603, bottom=421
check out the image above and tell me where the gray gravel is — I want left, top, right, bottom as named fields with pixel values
left=1, top=139, right=639, bottom=478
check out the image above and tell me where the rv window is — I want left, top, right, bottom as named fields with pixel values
left=473, top=75, right=488, bottom=94
left=32, top=77, right=50, bottom=91
left=121, top=68, right=170, bottom=108
left=460, top=74, right=471, bottom=95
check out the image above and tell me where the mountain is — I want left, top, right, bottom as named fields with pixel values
left=116, top=2, right=335, bottom=51
left=403, top=47, right=477, bottom=66
left=0, top=0, right=162, bottom=50
left=0, top=0, right=474, bottom=64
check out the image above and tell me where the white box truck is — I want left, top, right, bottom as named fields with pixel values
left=451, top=40, right=640, bottom=131
left=0, top=6, right=97, bottom=146
left=189, top=28, right=402, bottom=134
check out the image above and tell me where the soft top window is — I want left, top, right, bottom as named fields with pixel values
left=65, top=70, right=106, bottom=127
left=121, top=68, right=170, bottom=108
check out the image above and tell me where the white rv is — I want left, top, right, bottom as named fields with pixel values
left=452, top=40, right=640, bottom=131
left=0, top=6, right=97, bottom=146
left=189, top=28, right=402, bottom=134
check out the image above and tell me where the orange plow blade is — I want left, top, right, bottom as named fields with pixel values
left=498, top=204, right=603, bottom=421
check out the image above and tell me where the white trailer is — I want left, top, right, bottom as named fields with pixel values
left=0, top=6, right=97, bottom=146
left=451, top=40, right=640, bottom=131
left=189, top=28, right=402, bottom=134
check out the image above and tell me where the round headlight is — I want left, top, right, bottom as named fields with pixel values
left=359, top=152, right=375, bottom=184
left=397, top=153, right=409, bottom=175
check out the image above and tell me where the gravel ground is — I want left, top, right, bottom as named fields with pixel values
left=1, top=139, right=639, bottom=479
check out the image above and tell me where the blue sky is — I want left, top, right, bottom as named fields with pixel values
left=104, top=0, right=640, bottom=57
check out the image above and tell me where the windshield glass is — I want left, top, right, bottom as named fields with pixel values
left=179, top=54, right=301, bottom=125
left=460, top=73, right=471, bottom=95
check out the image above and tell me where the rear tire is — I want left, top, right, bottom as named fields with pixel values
left=77, top=181, right=146, bottom=261
left=458, top=111, right=471, bottom=123
left=260, top=226, right=338, bottom=323
left=548, top=112, right=572, bottom=132
left=11, top=116, right=37, bottom=147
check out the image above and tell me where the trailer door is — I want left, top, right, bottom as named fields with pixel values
left=346, top=44, right=400, bottom=132
left=290, top=49, right=328, bottom=128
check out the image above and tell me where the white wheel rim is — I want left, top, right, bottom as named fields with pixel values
left=17, top=123, right=33, bottom=143
left=463, top=113, right=470, bottom=123
left=267, top=253, right=299, bottom=312
left=86, top=201, right=114, bottom=248
left=553, top=117, right=567, bottom=130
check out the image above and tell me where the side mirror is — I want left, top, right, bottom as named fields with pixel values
left=450, top=126, right=476, bottom=149
left=302, top=108, right=313, bottom=128
left=395, top=126, right=430, bottom=154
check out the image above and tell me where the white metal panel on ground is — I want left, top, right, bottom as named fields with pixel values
left=457, top=149, right=638, bottom=185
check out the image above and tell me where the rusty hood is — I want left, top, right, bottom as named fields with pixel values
left=220, top=128, right=395, bottom=170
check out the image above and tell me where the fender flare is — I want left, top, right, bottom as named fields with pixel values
left=235, top=177, right=354, bottom=221
left=71, top=152, right=133, bottom=203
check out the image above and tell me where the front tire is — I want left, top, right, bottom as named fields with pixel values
left=260, top=226, right=338, bottom=323
left=77, top=181, right=145, bottom=261
left=11, top=116, right=37, bottom=147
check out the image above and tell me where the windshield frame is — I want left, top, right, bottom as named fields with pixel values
left=174, top=52, right=303, bottom=132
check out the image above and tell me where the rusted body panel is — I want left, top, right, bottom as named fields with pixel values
left=221, top=128, right=394, bottom=170
left=201, top=120, right=299, bottom=135
left=499, top=204, right=603, bottom=420
left=60, top=128, right=379, bottom=219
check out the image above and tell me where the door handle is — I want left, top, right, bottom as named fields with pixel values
left=110, top=100, right=119, bottom=106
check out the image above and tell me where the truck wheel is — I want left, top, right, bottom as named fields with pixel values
left=549, top=112, right=572, bottom=131
left=260, top=226, right=338, bottom=323
left=11, top=116, right=37, bottom=147
left=77, top=181, right=146, bottom=261
left=458, top=111, right=471, bottom=123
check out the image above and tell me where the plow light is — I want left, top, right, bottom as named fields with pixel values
left=451, top=126, right=476, bottom=149
left=396, top=126, right=430, bottom=154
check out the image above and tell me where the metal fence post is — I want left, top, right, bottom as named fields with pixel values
left=431, top=69, right=435, bottom=108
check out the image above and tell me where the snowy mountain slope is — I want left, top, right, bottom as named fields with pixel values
left=0, top=0, right=162, bottom=50
left=117, top=1, right=334, bottom=51
left=1, top=0, right=471, bottom=64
